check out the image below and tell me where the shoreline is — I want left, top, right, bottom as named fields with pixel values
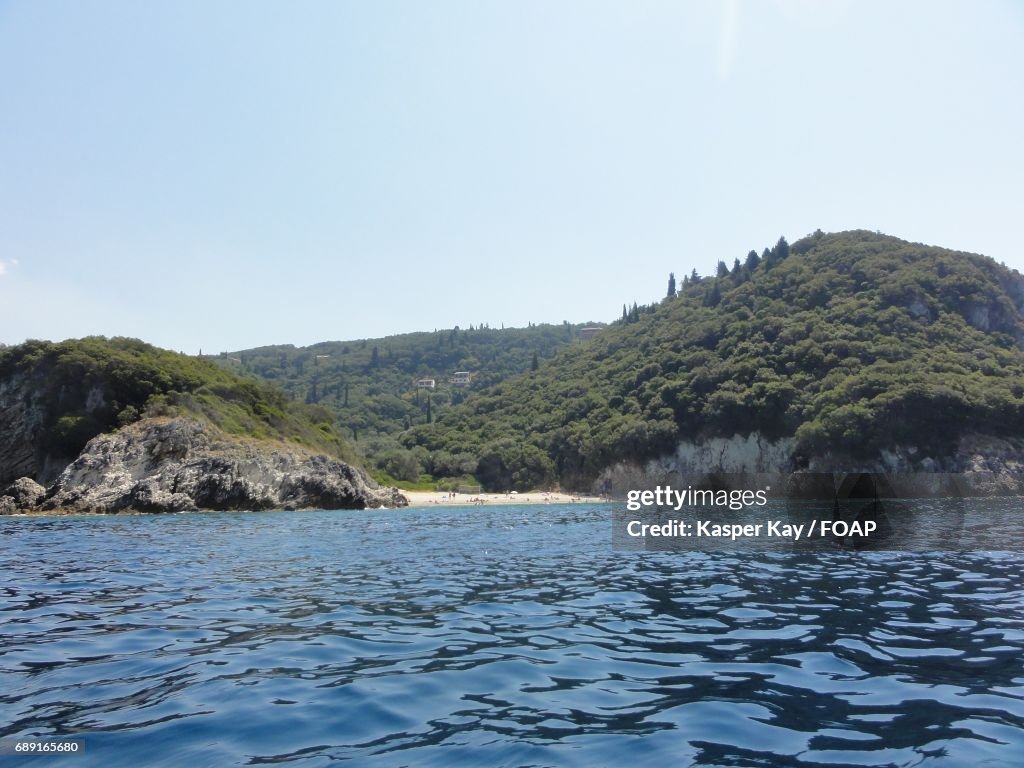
left=1, top=491, right=612, bottom=517
left=400, top=490, right=609, bottom=507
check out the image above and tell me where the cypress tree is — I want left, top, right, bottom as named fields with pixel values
left=774, top=236, right=790, bottom=260
left=745, top=249, right=760, bottom=273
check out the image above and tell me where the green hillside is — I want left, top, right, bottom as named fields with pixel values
left=215, top=322, right=601, bottom=483
left=403, top=230, right=1024, bottom=490
left=0, top=337, right=358, bottom=484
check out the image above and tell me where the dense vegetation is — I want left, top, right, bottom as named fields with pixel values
left=402, top=231, right=1024, bottom=490
left=214, top=323, right=600, bottom=485
left=29, top=231, right=1017, bottom=494
left=0, top=337, right=358, bottom=469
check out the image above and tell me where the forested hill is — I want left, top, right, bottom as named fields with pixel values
left=0, top=337, right=358, bottom=486
left=212, top=323, right=601, bottom=481
left=403, top=230, right=1024, bottom=490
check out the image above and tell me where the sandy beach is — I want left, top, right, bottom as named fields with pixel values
left=3, top=492, right=610, bottom=515
left=401, top=490, right=609, bottom=507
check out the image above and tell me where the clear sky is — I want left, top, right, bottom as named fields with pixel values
left=1, top=0, right=1021, bottom=353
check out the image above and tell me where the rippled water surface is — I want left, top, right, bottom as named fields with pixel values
left=2, top=504, right=1023, bottom=767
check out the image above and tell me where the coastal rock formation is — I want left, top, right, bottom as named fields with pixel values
left=596, top=432, right=1024, bottom=497
left=42, top=417, right=407, bottom=513
left=3, top=477, right=47, bottom=508
left=597, top=434, right=793, bottom=497
left=0, top=477, right=48, bottom=515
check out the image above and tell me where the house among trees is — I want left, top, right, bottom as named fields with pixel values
left=578, top=327, right=602, bottom=341
left=416, top=378, right=436, bottom=389
left=450, top=371, right=474, bottom=386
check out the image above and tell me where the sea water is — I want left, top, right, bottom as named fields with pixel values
left=2, top=503, right=1023, bottom=766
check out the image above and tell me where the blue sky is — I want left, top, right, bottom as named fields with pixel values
left=1, top=0, right=1022, bottom=352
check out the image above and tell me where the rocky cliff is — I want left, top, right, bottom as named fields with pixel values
left=2, top=417, right=406, bottom=514
left=0, top=367, right=69, bottom=486
left=595, top=432, right=1024, bottom=497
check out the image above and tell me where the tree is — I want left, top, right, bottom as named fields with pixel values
left=690, top=268, right=700, bottom=283
left=745, top=249, right=760, bottom=273
left=531, top=351, right=539, bottom=371
left=667, top=272, right=677, bottom=298
left=774, top=236, right=790, bottom=260
left=704, top=279, right=722, bottom=307
left=716, top=260, right=729, bottom=279
left=731, top=258, right=742, bottom=278
left=379, top=448, right=422, bottom=482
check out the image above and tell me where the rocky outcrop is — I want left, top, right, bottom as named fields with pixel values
left=596, top=432, right=1024, bottom=497
left=3, top=477, right=47, bottom=508
left=0, top=476, right=48, bottom=515
left=40, top=417, right=406, bottom=513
